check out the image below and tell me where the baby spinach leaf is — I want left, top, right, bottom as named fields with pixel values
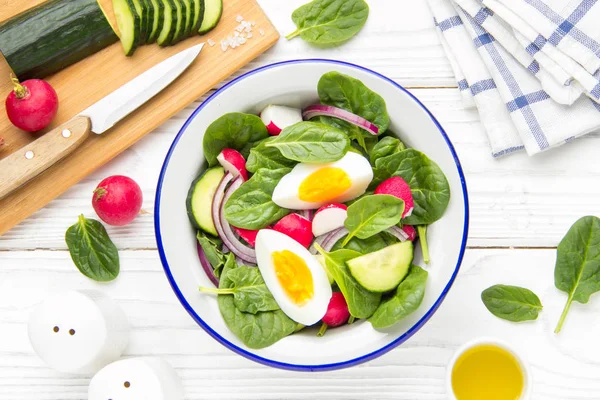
left=554, top=216, right=600, bottom=333
left=369, top=136, right=406, bottom=165
left=318, top=71, right=390, bottom=151
left=481, top=285, right=543, bottom=322
left=197, top=231, right=226, bottom=278
left=266, top=121, right=350, bottom=163
left=368, top=265, right=428, bottom=329
left=332, top=231, right=399, bottom=254
left=224, top=168, right=291, bottom=229
left=343, top=195, right=405, bottom=246
left=200, top=265, right=279, bottom=314
left=65, top=215, right=119, bottom=282
left=246, top=137, right=297, bottom=173
left=374, top=148, right=450, bottom=226
left=217, top=255, right=297, bottom=349
left=286, top=0, right=369, bottom=46
left=315, top=244, right=381, bottom=319
left=203, top=112, right=269, bottom=166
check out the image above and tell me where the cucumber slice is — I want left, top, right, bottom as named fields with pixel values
left=181, top=0, right=194, bottom=37
left=191, top=0, right=205, bottom=33
left=130, top=0, right=148, bottom=44
left=198, top=0, right=222, bottom=34
left=147, top=0, right=164, bottom=43
left=168, top=0, right=185, bottom=45
left=186, top=167, right=225, bottom=236
left=142, top=0, right=154, bottom=42
left=157, top=0, right=176, bottom=46
left=347, top=241, right=414, bottom=293
left=113, top=0, right=141, bottom=56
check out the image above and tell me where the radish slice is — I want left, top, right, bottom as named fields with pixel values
left=197, top=241, right=219, bottom=287
left=260, top=105, right=303, bottom=136
left=273, top=213, right=313, bottom=248
left=401, top=225, right=417, bottom=241
left=217, top=149, right=248, bottom=181
left=312, top=203, right=348, bottom=237
left=303, top=105, right=379, bottom=136
left=387, top=226, right=409, bottom=242
left=374, top=177, right=414, bottom=218
left=212, top=174, right=257, bottom=263
left=233, top=226, right=259, bottom=247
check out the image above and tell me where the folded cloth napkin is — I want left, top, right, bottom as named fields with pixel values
left=426, top=0, right=600, bottom=156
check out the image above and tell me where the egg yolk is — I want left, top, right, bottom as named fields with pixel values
left=272, top=250, right=314, bottom=306
left=298, top=167, right=352, bottom=203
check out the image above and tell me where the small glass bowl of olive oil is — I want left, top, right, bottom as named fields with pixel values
left=446, top=338, right=532, bottom=400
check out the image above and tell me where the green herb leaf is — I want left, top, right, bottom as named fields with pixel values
left=217, top=255, right=297, bottom=349
left=343, top=195, right=405, bottom=246
left=368, top=265, right=428, bottom=329
left=286, top=0, right=369, bottom=46
left=374, top=148, right=450, bottom=225
left=554, top=216, right=600, bottom=333
left=266, top=121, right=350, bottom=163
left=224, top=168, right=291, bottom=229
left=314, top=245, right=381, bottom=319
left=481, top=284, right=543, bottom=322
left=196, top=231, right=226, bottom=278
left=246, top=137, right=297, bottom=173
left=369, top=136, right=406, bottom=165
left=318, top=71, right=389, bottom=151
left=65, top=215, right=119, bottom=282
left=203, top=112, right=269, bottom=166
left=200, top=265, right=279, bottom=314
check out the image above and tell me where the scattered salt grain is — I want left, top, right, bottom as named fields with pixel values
left=259, top=29, right=265, bottom=36
left=236, top=15, right=244, bottom=22
left=220, top=15, right=259, bottom=52
left=246, top=32, right=253, bottom=38
left=208, top=39, right=215, bottom=47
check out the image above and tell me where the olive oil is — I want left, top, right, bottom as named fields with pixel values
left=451, top=344, right=524, bottom=400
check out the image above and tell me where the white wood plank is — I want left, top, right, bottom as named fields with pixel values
left=2, top=89, right=600, bottom=250
left=0, top=249, right=599, bottom=399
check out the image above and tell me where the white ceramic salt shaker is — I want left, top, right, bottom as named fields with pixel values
left=88, top=357, right=184, bottom=400
left=28, top=290, right=129, bottom=375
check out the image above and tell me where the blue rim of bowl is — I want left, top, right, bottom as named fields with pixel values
left=155, top=59, right=470, bottom=372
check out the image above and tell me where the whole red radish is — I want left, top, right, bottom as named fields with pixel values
left=322, top=292, right=350, bottom=327
left=92, top=176, right=143, bottom=226
left=374, top=176, right=414, bottom=218
left=5, top=76, right=58, bottom=132
left=273, top=213, right=313, bottom=248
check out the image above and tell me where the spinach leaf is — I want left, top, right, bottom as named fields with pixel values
left=343, top=195, right=405, bottom=246
left=197, top=231, right=226, bottom=278
left=200, top=265, right=279, bottom=314
left=417, top=225, right=430, bottom=265
left=315, top=244, right=381, bottom=318
left=203, top=112, right=269, bottom=166
left=224, top=168, right=291, bottom=229
left=369, top=136, right=406, bottom=165
left=286, top=0, right=369, bottom=46
left=481, top=285, right=543, bottom=322
left=374, top=148, right=450, bottom=226
left=554, top=216, right=600, bottom=333
left=368, top=265, right=428, bottom=329
left=217, top=255, right=297, bottom=349
left=318, top=71, right=390, bottom=151
left=332, top=231, right=399, bottom=254
left=246, top=137, right=297, bottom=173
left=266, top=121, right=350, bottom=163
left=65, top=215, right=119, bottom=282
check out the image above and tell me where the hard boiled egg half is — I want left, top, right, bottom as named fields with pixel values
left=272, top=152, right=373, bottom=210
left=255, top=229, right=332, bottom=326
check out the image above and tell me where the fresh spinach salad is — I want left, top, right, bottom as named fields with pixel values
left=186, top=71, right=451, bottom=349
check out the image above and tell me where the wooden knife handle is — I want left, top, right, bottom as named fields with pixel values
left=0, top=116, right=91, bottom=200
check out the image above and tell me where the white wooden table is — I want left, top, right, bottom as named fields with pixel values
left=2, top=1, right=600, bottom=399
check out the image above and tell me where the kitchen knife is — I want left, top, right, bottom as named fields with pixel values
left=0, top=43, right=204, bottom=200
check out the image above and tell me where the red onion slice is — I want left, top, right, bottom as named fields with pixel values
left=211, top=174, right=257, bottom=264
left=303, top=104, right=379, bottom=136
left=310, top=227, right=349, bottom=254
left=197, top=241, right=219, bottom=287
left=298, top=209, right=315, bottom=221
left=387, top=226, right=409, bottom=242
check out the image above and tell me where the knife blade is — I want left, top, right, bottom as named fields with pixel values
left=0, top=44, right=204, bottom=200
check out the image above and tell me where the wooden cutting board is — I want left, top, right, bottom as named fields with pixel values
left=0, top=0, right=279, bottom=235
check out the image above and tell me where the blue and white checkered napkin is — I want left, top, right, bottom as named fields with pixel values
left=426, top=0, right=600, bottom=156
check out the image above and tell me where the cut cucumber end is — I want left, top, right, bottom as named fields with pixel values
left=113, top=0, right=141, bottom=56
left=198, top=0, right=222, bottom=34
left=347, top=241, right=414, bottom=292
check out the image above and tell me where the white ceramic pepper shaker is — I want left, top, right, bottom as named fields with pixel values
left=28, top=290, right=129, bottom=375
left=88, top=357, right=184, bottom=400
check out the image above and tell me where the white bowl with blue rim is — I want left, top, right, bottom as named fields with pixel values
left=155, top=59, right=469, bottom=371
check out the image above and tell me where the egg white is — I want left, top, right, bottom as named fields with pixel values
left=272, top=152, right=373, bottom=210
left=255, top=229, right=332, bottom=326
